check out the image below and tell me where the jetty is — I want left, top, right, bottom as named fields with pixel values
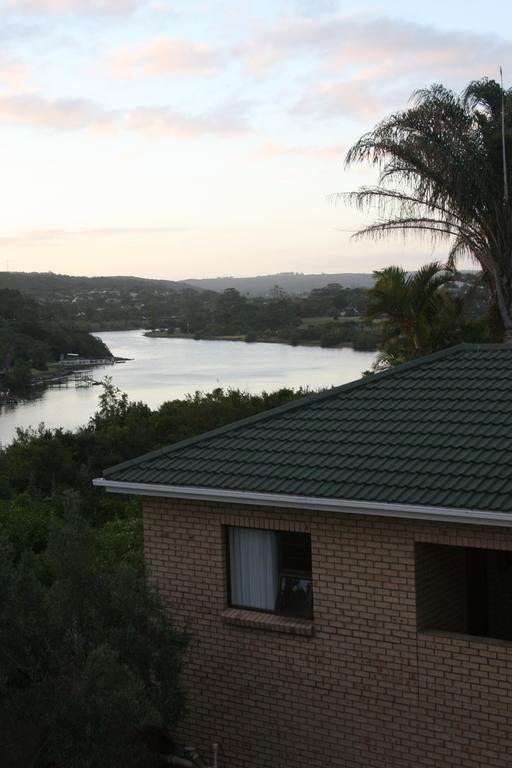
left=32, top=370, right=102, bottom=389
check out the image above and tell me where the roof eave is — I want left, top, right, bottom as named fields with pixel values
left=92, top=478, right=512, bottom=527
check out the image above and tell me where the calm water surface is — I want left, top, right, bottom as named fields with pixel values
left=0, top=331, right=377, bottom=445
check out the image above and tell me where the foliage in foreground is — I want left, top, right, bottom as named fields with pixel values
left=0, top=384, right=304, bottom=765
left=0, top=512, right=187, bottom=768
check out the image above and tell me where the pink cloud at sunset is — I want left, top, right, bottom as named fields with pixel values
left=0, top=94, right=115, bottom=131
left=107, top=37, right=225, bottom=79
left=0, top=92, right=250, bottom=138
left=0, top=57, right=32, bottom=93
left=237, top=14, right=512, bottom=90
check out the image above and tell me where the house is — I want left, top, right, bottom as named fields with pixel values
left=94, top=344, right=512, bottom=768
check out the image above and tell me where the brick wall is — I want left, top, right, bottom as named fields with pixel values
left=143, top=498, right=512, bottom=768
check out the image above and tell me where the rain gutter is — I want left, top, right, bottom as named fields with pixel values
left=92, top=478, right=512, bottom=528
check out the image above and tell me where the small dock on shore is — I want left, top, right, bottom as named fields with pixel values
left=32, top=356, right=132, bottom=389
left=33, top=371, right=103, bottom=389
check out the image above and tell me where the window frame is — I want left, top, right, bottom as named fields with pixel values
left=225, top=525, right=313, bottom=619
left=415, top=541, right=512, bottom=643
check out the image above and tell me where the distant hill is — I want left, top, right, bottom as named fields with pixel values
left=181, top=272, right=376, bottom=296
left=0, top=271, right=375, bottom=299
left=0, top=271, right=184, bottom=299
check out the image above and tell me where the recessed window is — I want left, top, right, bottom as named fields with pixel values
left=415, top=543, right=512, bottom=641
left=227, top=527, right=313, bottom=619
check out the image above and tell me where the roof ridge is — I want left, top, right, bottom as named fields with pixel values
left=102, top=342, right=500, bottom=479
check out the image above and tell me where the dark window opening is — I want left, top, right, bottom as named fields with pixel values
left=227, top=527, right=313, bottom=619
left=416, top=543, right=512, bottom=642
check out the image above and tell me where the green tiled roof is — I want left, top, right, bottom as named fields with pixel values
left=102, top=344, right=512, bottom=512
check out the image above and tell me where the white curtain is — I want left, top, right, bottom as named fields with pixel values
left=229, top=528, right=278, bottom=611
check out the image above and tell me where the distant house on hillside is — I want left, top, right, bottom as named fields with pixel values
left=95, top=344, right=512, bottom=768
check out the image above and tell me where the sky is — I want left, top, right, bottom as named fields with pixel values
left=0, top=0, right=511, bottom=280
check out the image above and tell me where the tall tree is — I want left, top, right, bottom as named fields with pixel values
left=344, top=78, right=512, bottom=341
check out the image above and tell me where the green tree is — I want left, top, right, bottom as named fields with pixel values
left=0, top=514, right=186, bottom=768
left=345, top=78, right=512, bottom=341
left=366, top=262, right=485, bottom=366
left=3, top=361, right=32, bottom=390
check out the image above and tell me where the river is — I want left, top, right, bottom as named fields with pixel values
left=0, top=331, right=377, bottom=446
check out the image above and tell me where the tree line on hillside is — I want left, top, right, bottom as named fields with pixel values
left=165, top=283, right=379, bottom=349
left=180, top=267, right=486, bottom=359
left=0, top=272, right=196, bottom=336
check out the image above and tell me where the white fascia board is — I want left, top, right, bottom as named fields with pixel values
left=92, top=478, right=512, bottom=527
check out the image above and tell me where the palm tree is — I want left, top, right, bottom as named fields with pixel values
left=367, top=262, right=486, bottom=366
left=344, top=78, right=512, bottom=341
left=367, top=262, right=450, bottom=364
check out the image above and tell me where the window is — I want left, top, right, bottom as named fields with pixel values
left=415, top=543, right=512, bottom=641
left=227, top=527, right=313, bottom=619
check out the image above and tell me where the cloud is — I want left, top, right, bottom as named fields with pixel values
left=237, top=13, right=512, bottom=119
left=0, top=91, right=250, bottom=137
left=8, top=0, right=142, bottom=11
left=257, top=141, right=345, bottom=160
left=0, top=57, right=32, bottom=93
left=238, top=14, right=512, bottom=77
left=0, top=226, right=191, bottom=247
left=0, top=94, right=116, bottom=131
left=107, top=37, right=224, bottom=79
left=126, top=101, right=250, bottom=138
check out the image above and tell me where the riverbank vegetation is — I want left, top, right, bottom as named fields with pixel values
left=147, top=280, right=379, bottom=350
left=0, top=288, right=111, bottom=392
left=149, top=267, right=488, bottom=358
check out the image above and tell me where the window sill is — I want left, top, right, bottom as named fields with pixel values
left=221, top=608, right=314, bottom=637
